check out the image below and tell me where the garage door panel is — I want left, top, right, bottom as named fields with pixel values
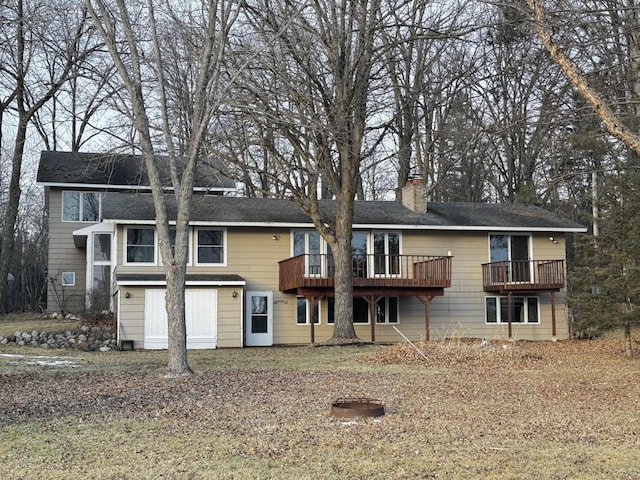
left=144, top=289, right=217, bottom=349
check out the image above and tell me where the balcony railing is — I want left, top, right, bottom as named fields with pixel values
left=279, top=254, right=452, bottom=292
left=482, top=260, right=565, bottom=292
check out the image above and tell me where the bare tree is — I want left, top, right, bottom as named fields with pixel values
left=379, top=0, right=481, bottom=198
left=86, top=0, right=240, bottom=374
left=466, top=1, right=571, bottom=203
left=31, top=50, right=122, bottom=153
left=231, top=0, right=383, bottom=342
left=0, top=0, right=94, bottom=313
left=526, top=0, right=640, bottom=353
left=526, top=0, right=640, bottom=155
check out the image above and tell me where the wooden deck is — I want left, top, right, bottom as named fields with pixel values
left=482, top=260, right=565, bottom=293
left=279, top=254, right=452, bottom=294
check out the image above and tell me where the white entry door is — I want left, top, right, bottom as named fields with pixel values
left=245, top=291, right=273, bottom=346
left=144, top=289, right=218, bottom=349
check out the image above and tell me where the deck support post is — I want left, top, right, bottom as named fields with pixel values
left=416, top=295, right=435, bottom=341
left=507, top=292, right=513, bottom=340
left=362, top=295, right=382, bottom=342
left=307, top=295, right=324, bottom=344
left=551, top=291, right=557, bottom=339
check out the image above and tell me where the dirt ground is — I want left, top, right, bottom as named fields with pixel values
left=1, top=338, right=639, bottom=479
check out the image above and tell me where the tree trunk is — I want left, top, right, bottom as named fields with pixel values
left=165, top=263, right=193, bottom=375
left=0, top=118, right=27, bottom=312
left=329, top=216, right=357, bottom=342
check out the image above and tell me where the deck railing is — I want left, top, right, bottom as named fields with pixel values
left=482, top=259, right=565, bottom=291
left=279, top=254, right=452, bottom=292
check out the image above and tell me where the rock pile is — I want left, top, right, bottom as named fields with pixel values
left=0, top=324, right=116, bottom=350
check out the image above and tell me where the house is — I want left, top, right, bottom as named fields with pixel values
left=37, top=151, right=587, bottom=349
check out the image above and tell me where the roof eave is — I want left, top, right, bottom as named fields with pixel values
left=101, top=218, right=588, bottom=232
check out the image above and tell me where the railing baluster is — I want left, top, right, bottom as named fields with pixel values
left=280, top=253, right=453, bottom=290
left=481, top=259, right=565, bottom=291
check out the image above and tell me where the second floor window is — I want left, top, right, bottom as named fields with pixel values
left=196, top=229, right=224, bottom=264
left=62, top=191, right=100, bottom=222
left=126, top=228, right=155, bottom=263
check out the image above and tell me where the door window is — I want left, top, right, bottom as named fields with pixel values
left=373, top=232, right=400, bottom=275
left=489, top=234, right=531, bottom=282
left=250, top=295, right=268, bottom=333
left=245, top=291, right=273, bottom=346
left=293, top=230, right=324, bottom=275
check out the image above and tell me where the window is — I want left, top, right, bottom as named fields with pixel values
left=296, top=297, right=320, bottom=324
left=196, top=229, right=224, bottom=264
left=485, top=296, right=540, bottom=324
left=126, top=228, right=155, bottom=263
left=93, top=234, right=111, bottom=262
left=373, top=232, right=400, bottom=276
left=169, top=228, right=177, bottom=255
left=328, top=296, right=397, bottom=324
left=62, top=191, right=100, bottom=222
left=292, top=230, right=403, bottom=279
left=293, top=230, right=324, bottom=275
left=489, top=234, right=531, bottom=282
left=93, top=234, right=111, bottom=289
left=61, top=272, right=75, bottom=286
left=376, top=297, right=399, bottom=324
left=351, top=232, right=368, bottom=278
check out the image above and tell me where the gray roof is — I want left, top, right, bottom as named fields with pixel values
left=36, top=151, right=235, bottom=191
left=101, top=192, right=586, bottom=232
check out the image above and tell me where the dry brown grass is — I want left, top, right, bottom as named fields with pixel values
left=1, top=336, right=639, bottom=479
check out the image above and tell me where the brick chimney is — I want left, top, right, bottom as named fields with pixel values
left=401, top=177, right=427, bottom=212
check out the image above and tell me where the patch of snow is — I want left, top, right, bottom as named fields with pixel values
left=0, top=353, right=80, bottom=368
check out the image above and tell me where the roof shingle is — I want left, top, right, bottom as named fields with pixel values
left=100, top=192, right=586, bottom=232
left=36, top=151, right=235, bottom=191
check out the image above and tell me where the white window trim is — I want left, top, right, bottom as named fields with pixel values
left=327, top=296, right=400, bottom=325
left=291, top=229, right=404, bottom=279
left=194, top=227, right=227, bottom=266
left=124, top=226, right=157, bottom=265
left=159, top=227, right=192, bottom=267
left=484, top=296, right=540, bottom=324
left=375, top=296, right=400, bottom=324
left=61, top=191, right=101, bottom=223
left=371, top=231, right=402, bottom=278
left=61, top=272, right=75, bottom=286
left=88, top=232, right=113, bottom=289
left=487, top=232, right=533, bottom=263
left=292, top=229, right=329, bottom=277
left=296, top=296, right=321, bottom=325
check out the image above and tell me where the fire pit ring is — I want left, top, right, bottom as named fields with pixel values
left=331, top=397, right=385, bottom=418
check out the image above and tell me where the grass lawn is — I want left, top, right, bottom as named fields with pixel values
left=1, top=316, right=640, bottom=479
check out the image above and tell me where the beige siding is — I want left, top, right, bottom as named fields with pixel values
left=116, top=286, right=242, bottom=349
left=111, top=220, right=572, bottom=346
left=117, top=287, right=145, bottom=348
left=217, top=289, right=243, bottom=348
left=268, top=230, right=570, bottom=345
left=46, top=189, right=92, bottom=313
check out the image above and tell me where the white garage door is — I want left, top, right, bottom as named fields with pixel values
left=144, top=289, right=218, bottom=349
